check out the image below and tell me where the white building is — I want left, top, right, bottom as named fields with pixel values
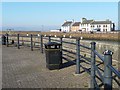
left=79, top=18, right=93, bottom=32
left=50, top=29, right=61, bottom=32
left=61, top=20, right=74, bottom=32
left=79, top=18, right=115, bottom=32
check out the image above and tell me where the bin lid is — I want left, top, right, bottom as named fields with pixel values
left=44, top=42, right=61, bottom=46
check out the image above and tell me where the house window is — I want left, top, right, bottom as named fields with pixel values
left=93, top=25, right=94, bottom=27
left=99, top=25, right=101, bottom=27
left=106, top=29, right=107, bottom=31
left=103, top=29, right=105, bottom=32
left=103, top=25, right=105, bottom=27
left=106, top=25, right=107, bottom=27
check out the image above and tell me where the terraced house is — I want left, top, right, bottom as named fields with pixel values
left=61, top=18, right=115, bottom=32
left=71, top=22, right=81, bottom=32
left=61, top=20, right=74, bottom=32
left=79, top=18, right=115, bottom=32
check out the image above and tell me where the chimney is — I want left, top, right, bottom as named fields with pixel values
left=81, top=18, right=87, bottom=23
left=64, top=20, right=67, bottom=22
left=72, top=19, right=74, bottom=23
left=106, top=19, right=109, bottom=21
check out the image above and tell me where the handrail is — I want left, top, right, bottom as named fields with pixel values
left=93, top=50, right=104, bottom=62
left=50, top=38, right=60, bottom=42
left=79, top=44, right=91, bottom=50
left=95, top=65, right=104, bottom=82
left=2, top=33, right=120, bottom=89
left=62, top=49, right=76, bottom=55
left=108, top=65, right=120, bottom=78
left=62, top=41, right=76, bottom=45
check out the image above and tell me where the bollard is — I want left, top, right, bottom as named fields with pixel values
left=6, top=33, right=9, bottom=47
left=30, top=34, right=33, bottom=51
left=76, top=38, right=80, bottom=74
left=48, top=36, right=51, bottom=42
left=40, top=35, right=43, bottom=53
left=90, top=42, right=96, bottom=88
left=17, top=34, right=20, bottom=49
left=104, top=50, right=113, bottom=90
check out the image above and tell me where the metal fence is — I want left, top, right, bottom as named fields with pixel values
left=2, top=33, right=120, bottom=89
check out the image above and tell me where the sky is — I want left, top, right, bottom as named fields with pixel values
left=1, top=2, right=119, bottom=31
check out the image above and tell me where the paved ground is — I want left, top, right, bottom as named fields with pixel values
left=2, top=45, right=90, bottom=88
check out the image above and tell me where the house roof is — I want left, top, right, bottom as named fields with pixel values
left=72, top=22, right=81, bottom=26
left=91, top=21, right=112, bottom=24
left=82, top=20, right=94, bottom=24
left=62, top=21, right=72, bottom=26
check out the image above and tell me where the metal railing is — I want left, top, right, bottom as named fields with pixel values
left=2, top=33, right=120, bottom=89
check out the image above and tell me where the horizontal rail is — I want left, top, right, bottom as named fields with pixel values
left=62, top=41, right=76, bottom=45
left=95, top=65, right=104, bottom=82
left=94, top=50, right=104, bottom=62
left=43, top=37, right=48, bottom=39
left=62, top=56, right=76, bottom=64
left=50, top=38, right=60, bottom=42
left=79, top=44, right=91, bottom=50
left=108, top=65, right=120, bottom=78
left=63, top=54, right=75, bottom=59
left=94, top=78, right=100, bottom=89
left=34, top=41, right=40, bottom=43
left=80, top=55, right=91, bottom=62
left=62, top=49, right=76, bottom=55
left=8, top=35, right=17, bottom=37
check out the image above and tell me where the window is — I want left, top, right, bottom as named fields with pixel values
left=103, top=25, right=105, bottom=27
left=99, top=25, right=101, bottom=27
left=106, top=25, right=107, bottom=27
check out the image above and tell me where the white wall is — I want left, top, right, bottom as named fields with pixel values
left=89, top=24, right=112, bottom=32
left=61, top=26, right=70, bottom=32
left=79, top=24, right=91, bottom=32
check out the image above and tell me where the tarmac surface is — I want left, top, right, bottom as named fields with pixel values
left=2, top=45, right=90, bottom=88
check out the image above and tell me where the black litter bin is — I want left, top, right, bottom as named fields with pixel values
left=11, top=40, right=14, bottom=44
left=44, top=42, right=62, bottom=70
left=2, top=35, right=6, bottom=45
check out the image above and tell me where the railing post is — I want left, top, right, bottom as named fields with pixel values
left=76, top=38, right=80, bottom=74
left=48, top=36, right=51, bottom=42
left=17, top=34, right=20, bottom=49
left=104, top=50, right=113, bottom=90
left=60, top=37, right=62, bottom=54
left=22, top=37, right=24, bottom=46
left=60, top=37, right=63, bottom=62
left=90, top=42, right=96, bottom=89
left=30, top=34, right=33, bottom=51
left=6, top=33, right=9, bottom=47
left=40, top=35, right=43, bottom=53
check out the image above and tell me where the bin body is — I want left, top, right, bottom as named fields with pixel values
left=45, top=42, right=62, bottom=70
left=2, top=35, right=6, bottom=45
